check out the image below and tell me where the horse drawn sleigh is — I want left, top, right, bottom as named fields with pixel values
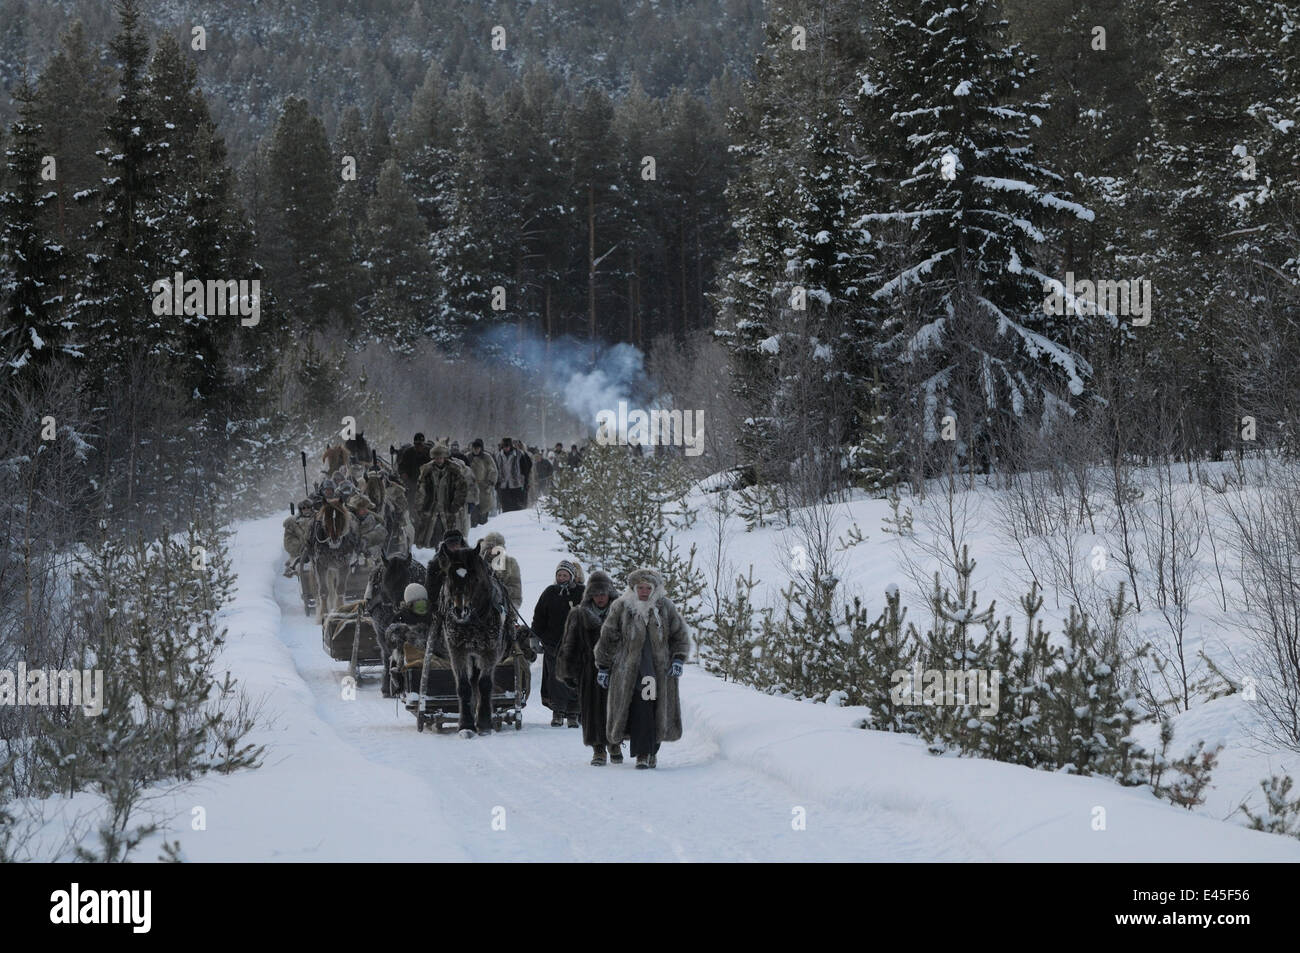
left=285, top=441, right=530, bottom=734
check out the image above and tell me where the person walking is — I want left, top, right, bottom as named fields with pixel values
left=557, top=571, right=621, bottom=765
left=531, top=559, right=585, bottom=727
left=595, top=567, right=690, bottom=769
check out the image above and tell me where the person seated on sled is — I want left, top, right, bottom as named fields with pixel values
left=348, top=494, right=387, bottom=564
left=424, top=529, right=468, bottom=618
left=282, top=498, right=316, bottom=576
left=385, top=581, right=440, bottom=679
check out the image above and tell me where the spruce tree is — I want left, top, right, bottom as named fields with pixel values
left=362, top=158, right=434, bottom=355
left=262, top=96, right=354, bottom=334
left=1, top=78, right=70, bottom=379
left=861, top=0, right=1098, bottom=471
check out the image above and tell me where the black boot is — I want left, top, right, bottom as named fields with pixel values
left=590, top=746, right=606, bottom=766
left=608, top=744, right=623, bottom=764
left=567, top=714, right=581, bottom=728
left=550, top=711, right=563, bottom=727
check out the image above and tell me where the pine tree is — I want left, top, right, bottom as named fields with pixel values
left=72, top=0, right=164, bottom=374
left=262, top=96, right=354, bottom=334
left=33, top=20, right=112, bottom=259
left=715, top=0, right=877, bottom=486
left=434, top=87, right=525, bottom=346
left=1134, top=0, right=1289, bottom=455
left=861, top=0, right=1099, bottom=472
left=2, top=78, right=70, bottom=379
left=334, top=105, right=369, bottom=255
left=362, top=158, right=434, bottom=354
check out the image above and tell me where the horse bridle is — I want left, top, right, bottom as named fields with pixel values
left=314, top=501, right=352, bottom=550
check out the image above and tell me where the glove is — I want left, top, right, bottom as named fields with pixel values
left=670, top=659, right=684, bottom=678
left=597, top=668, right=610, bottom=690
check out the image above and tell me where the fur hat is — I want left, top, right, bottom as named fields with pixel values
left=347, top=494, right=374, bottom=511
left=555, top=559, right=581, bottom=583
left=429, top=444, right=449, bottom=460
left=584, top=570, right=617, bottom=600
left=403, top=583, right=428, bottom=604
left=626, top=567, right=665, bottom=592
left=472, top=438, right=484, bottom=449
left=482, top=531, right=506, bottom=549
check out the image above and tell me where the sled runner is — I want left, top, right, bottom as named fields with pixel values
left=398, top=641, right=528, bottom=733
left=298, top=565, right=318, bottom=614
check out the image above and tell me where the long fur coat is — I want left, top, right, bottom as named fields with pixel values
left=594, top=567, right=690, bottom=746
left=557, top=571, right=618, bottom=747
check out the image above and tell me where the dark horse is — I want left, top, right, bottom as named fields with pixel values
left=435, top=545, right=510, bottom=737
left=365, top=551, right=426, bottom=697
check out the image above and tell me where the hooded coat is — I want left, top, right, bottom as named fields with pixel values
left=557, top=571, right=618, bottom=746
left=532, top=560, right=585, bottom=714
left=594, top=567, right=690, bottom=745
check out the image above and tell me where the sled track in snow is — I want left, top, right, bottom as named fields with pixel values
left=271, top=570, right=984, bottom=862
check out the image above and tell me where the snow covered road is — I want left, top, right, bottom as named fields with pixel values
left=135, top=511, right=1300, bottom=862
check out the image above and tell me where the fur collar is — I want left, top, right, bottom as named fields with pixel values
left=616, top=570, right=666, bottom=624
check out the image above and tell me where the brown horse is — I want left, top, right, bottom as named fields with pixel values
left=322, top=444, right=350, bottom=474
left=309, top=499, right=358, bottom=622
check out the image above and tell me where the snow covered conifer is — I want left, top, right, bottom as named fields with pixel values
left=1, top=78, right=69, bottom=379
left=860, top=0, right=1099, bottom=470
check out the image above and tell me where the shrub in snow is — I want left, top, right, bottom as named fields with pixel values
left=544, top=442, right=707, bottom=630
left=1240, top=775, right=1300, bottom=839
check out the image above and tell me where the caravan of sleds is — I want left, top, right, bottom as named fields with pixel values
left=282, top=434, right=532, bottom=737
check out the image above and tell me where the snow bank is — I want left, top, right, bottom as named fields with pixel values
left=682, top=675, right=1300, bottom=861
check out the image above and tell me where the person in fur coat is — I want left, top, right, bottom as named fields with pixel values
left=557, top=570, right=621, bottom=765
left=415, top=444, right=468, bottom=547
left=595, top=566, right=690, bottom=769
left=531, top=559, right=585, bottom=727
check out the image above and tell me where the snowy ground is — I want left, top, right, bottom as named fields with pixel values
left=48, top=489, right=1295, bottom=862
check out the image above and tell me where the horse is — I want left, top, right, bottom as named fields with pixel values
left=435, top=545, right=510, bottom=738
left=365, top=552, right=427, bottom=697
left=322, top=443, right=350, bottom=474
left=344, top=432, right=371, bottom=465
left=309, top=499, right=358, bottom=622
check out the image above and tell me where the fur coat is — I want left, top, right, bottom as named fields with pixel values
left=469, top=451, right=498, bottom=506
left=495, top=447, right=525, bottom=490
left=594, top=567, right=690, bottom=745
left=557, top=571, right=618, bottom=746
left=415, top=459, right=468, bottom=543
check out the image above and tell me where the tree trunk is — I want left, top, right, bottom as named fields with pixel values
left=587, top=183, right=596, bottom=355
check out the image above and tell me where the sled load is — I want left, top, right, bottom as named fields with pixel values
left=322, top=601, right=385, bottom=680
left=398, top=639, right=528, bottom=733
